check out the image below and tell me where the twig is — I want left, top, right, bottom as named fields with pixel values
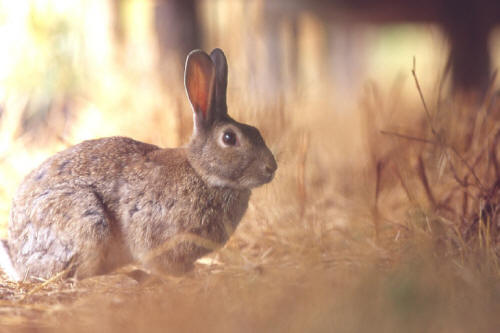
left=417, top=155, right=436, bottom=208
left=462, top=180, right=469, bottom=217
left=393, top=164, right=414, bottom=202
left=447, top=145, right=485, bottom=192
left=471, top=70, right=498, bottom=149
left=380, top=130, right=436, bottom=145
left=436, top=54, right=452, bottom=117
left=20, top=268, right=70, bottom=300
left=412, top=57, right=437, bottom=136
left=373, top=160, right=384, bottom=242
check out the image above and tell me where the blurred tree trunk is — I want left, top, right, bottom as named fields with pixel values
left=441, top=0, right=493, bottom=93
left=260, top=6, right=300, bottom=100
left=153, top=0, right=201, bottom=79
left=110, top=0, right=125, bottom=46
left=262, top=11, right=285, bottom=98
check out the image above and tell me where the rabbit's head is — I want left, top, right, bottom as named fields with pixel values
left=185, top=49, right=277, bottom=190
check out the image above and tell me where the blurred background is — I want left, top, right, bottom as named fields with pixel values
left=0, top=0, right=499, bottom=230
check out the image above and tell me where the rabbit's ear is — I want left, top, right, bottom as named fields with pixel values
left=210, top=48, right=228, bottom=114
left=185, top=50, right=216, bottom=129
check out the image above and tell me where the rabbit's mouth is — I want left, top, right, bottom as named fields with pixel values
left=238, top=170, right=276, bottom=189
left=262, top=170, right=276, bottom=184
left=203, top=172, right=274, bottom=190
left=257, top=166, right=276, bottom=186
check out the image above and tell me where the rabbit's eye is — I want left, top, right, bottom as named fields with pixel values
left=222, top=130, right=237, bottom=146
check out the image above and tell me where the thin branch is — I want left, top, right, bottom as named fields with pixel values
left=417, top=155, right=436, bottom=208
left=447, top=145, right=485, bottom=192
left=393, top=164, right=414, bottom=202
left=412, top=57, right=437, bottom=136
left=436, top=54, right=452, bottom=117
left=462, top=178, right=469, bottom=217
left=380, top=130, right=436, bottom=145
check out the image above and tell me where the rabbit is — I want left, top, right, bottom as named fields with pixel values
left=0, top=48, right=277, bottom=281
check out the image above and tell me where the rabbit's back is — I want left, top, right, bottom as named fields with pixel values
left=10, top=137, right=158, bottom=238
left=19, top=136, right=159, bottom=191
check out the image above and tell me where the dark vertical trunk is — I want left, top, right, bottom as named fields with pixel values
left=153, top=0, right=201, bottom=77
left=441, top=0, right=493, bottom=93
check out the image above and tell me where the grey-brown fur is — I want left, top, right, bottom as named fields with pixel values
left=1, top=49, right=276, bottom=281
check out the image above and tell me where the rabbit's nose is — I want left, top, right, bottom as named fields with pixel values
left=263, top=156, right=277, bottom=175
left=265, top=163, right=276, bottom=175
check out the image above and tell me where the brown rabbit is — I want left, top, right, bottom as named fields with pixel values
left=0, top=49, right=277, bottom=281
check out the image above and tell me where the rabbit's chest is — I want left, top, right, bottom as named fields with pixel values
left=117, top=176, right=250, bottom=244
left=190, top=188, right=250, bottom=226
left=164, top=186, right=250, bottom=242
